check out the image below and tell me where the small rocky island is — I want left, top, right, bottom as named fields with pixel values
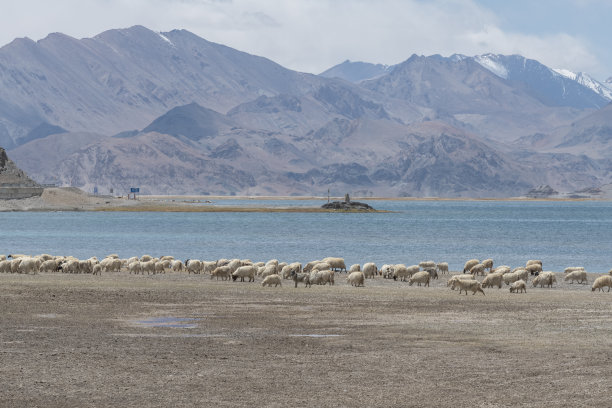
left=321, top=194, right=375, bottom=211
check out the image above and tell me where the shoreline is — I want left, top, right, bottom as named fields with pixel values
left=0, top=187, right=609, bottom=213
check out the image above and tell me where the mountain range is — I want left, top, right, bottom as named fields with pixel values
left=3, top=26, right=612, bottom=197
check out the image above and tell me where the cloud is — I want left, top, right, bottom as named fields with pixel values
left=0, top=0, right=604, bottom=78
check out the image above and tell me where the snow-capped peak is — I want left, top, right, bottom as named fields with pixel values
left=473, top=54, right=508, bottom=79
left=552, top=68, right=577, bottom=81
left=554, top=69, right=612, bottom=100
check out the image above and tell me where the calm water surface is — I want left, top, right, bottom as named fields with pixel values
left=1, top=200, right=610, bottom=272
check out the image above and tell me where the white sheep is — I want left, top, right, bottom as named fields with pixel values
left=186, top=259, right=203, bottom=274
left=532, top=271, right=556, bottom=288
left=564, top=270, right=587, bottom=284
left=171, top=260, right=184, bottom=272
left=509, top=279, right=526, bottom=293
left=232, top=265, right=257, bottom=282
left=140, top=255, right=153, bottom=262
left=419, top=261, right=436, bottom=270
left=463, top=259, right=480, bottom=273
left=349, top=264, right=361, bottom=273
left=362, top=262, right=378, bottom=279
left=128, top=261, right=141, bottom=275
left=481, top=272, right=503, bottom=289
left=261, top=264, right=280, bottom=278
left=503, top=272, right=521, bottom=286
left=309, top=270, right=334, bottom=286
left=470, top=263, right=486, bottom=277
left=17, top=257, right=39, bottom=274
left=262, top=274, right=282, bottom=287
left=280, top=262, right=302, bottom=279
left=451, top=279, right=485, bottom=295
left=592, top=275, right=612, bottom=292
left=322, top=257, right=346, bottom=272
left=140, top=260, right=156, bottom=275
left=202, top=261, right=218, bottom=275
left=564, top=266, right=584, bottom=273
left=0, top=255, right=5, bottom=262
left=513, top=268, right=529, bottom=283
left=392, top=264, right=410, bottom=282
left=436, top=262, right=449, bottom=274
left=492, top=266, right=511, bottom=275
left=447, top=274, right=475, bottom=289
left=408, top=271, right=430, bottom=287
left=526, top=260, right=542, bottom=267
left=380, top=264, right=395, bottom=279
left=211, top=266, right=231, bottom=280
left=526, top=263, right=543, bottom=275
left=0, top=260, right=11, bottom=273
left=92, top=264, right=102, bottom=276
left=481, top=258, right=494, bottom=272
left=303, top=260, right=322, bottom=273
left=39, top=259, right=60, bottom=273
left=347, top=271, right=365, bottom=287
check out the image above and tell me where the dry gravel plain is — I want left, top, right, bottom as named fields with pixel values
left=1, top=271, right=612, bottom=408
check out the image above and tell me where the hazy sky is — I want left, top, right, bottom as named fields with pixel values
left=2, top=0, right=610, bottom=80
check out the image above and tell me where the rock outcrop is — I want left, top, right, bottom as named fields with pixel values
left=0, top=147, right=43, bottom=199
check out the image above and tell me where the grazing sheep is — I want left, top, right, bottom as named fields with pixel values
left=513, top=268, right=529, bottom=283
left=59, top=259, right=79, bottom=274
left=140, top=260, right=156, bottom=275
left=227, top=259, right=243, bottom=274
left=211, top=266, right=231, bottom=280
left=592, top=275, right=612, bottom=292
left=0, top=255, right=5, bottom=262
left=140, top=255, right=153, bottom=262
left=186, top=259, right=203, bottom=274
left=470, top=263, right=486, bottom=277
left=447, top=274, right=475, bottom=289
left=482, top=258, right=494, bottom=272
left=281, top=263, right=302, bottom=279
left=426, top=268, right=439, bottom=280
left=509, top=279, right=526, bottom=293
left=202, top=261, right=218, bottom=275
left=262, top=274, right=282, bottom=287
left=463, top=259, right=480, bottom=273
left=232, top=266, right=257, bottom=282
left=481, top=272, right=504, bottom=289
left=92, top=264, right=102, bottom=276
left=532, top=271, right=556, bottom=288
left=451, top=279, right=485, bottom=296
left=492, top=266, right=511, bottom=275
left=349, top=264, right=361, bottom=273
left=261, top=264, right=281, bottom=278
left=309, top=270, right=334, bottom=286
left=362, top=262, right=378, bottom=279
left=17, top=257, right=39, bottom=275
left=564, top=266, right=585, bottom=274
left=503, top=272, right=521, bottom=286
left=419, top=261, right=436, bottom=270
left=526, top=260, right=542, bottom=267
left=39, top=259, right=60, bottom=273
left=303, top=260, right=322, bottom=273
left=564, top=270, right=588, bottom=284
left=171, top=260, right=184, bottom=272
left=408, top=271, right=430, bottom=287
left=392, top=264, right=410, bottom=282
left=128, top=261, right=141, bottom=275
left=311, top=262, right=332, bottom=272
left=436, top=262, right=449, bottom=275
left=380, top=264, right=395, bottom=279
left=347, top=271, right=365, bottom=287
left=322, top=257, right=347, bottom=272
left=290, top=270, right=310, bottom=288
left=0, top=260, right=11, bottom=273
left=526, top=263, right=543, bottom=275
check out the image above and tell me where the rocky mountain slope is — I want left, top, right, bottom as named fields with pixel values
left=4, top=26, right=612, bottom=197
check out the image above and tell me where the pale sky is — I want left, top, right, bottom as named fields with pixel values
left=1, top=0, right=610, bottom=80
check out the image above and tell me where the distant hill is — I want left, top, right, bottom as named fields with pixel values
left=4, top=26, right=612, bottom=197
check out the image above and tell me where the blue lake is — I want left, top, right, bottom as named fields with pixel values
left=1, top=199, right=611, bottom=272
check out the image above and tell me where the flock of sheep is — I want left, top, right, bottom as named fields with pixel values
left=2, top=253, right=612, bottom=294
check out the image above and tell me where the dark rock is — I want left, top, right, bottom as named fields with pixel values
left=321, top=200, right=375, bottom=211
left=526, top=185, right=558, bottom=198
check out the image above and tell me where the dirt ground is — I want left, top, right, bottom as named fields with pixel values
left=1, top=271, right=612, bottom=407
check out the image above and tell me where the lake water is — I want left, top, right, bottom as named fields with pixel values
left=1, top=199, right=611, bottom=273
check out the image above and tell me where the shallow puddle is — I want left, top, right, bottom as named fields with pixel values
left=289, top=334, right=343, bottom=338
left=132, top=317, right=200, bottom=329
